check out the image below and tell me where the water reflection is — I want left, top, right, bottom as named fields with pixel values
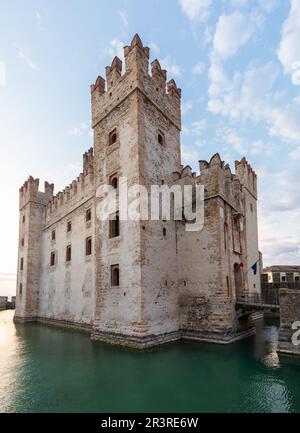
left=0, top=310, right=24, bottom=412
left=1, top=310, right=300, bottom=413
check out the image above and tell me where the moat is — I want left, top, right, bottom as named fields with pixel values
left=1, top=310, right=300, bottom=413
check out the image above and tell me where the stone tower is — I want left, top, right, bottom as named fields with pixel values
left=235, top=158, right=260, bottom=294
left=91, top=34, right=182, bottom=347
left=15, top=178, right=53, bottom=321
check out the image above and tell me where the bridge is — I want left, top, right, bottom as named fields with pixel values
left=236, top=288, right=280, bottom=311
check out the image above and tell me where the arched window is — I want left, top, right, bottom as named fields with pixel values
left=111, top=177, right=118, bottom=189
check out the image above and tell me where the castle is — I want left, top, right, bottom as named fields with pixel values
left=14, top=35, right=261, bottom=348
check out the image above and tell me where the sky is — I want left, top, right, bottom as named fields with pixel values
left=0, top=0, right=299, bottom=297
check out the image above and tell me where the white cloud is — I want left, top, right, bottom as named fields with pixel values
left=213, top=11, right=257, bottom=59
left=17, top=47, right=37, bottom=69
left=230, top=0, right=248, bottom=8
left=250, top=139, right=277, bottom=156
left=277, top=0, right=300, bottom=85
left=118, top=10, right=129, bottom=38
left=258, top=0, right=280, bottom=13
left=149, top=42, right=160, bottom=57
left=257, top=160, right=300, bottom=266
left=269, top=102, right=300, bottom=141
left=207, top=59, right=300, bottom=142
left=67, top=122, right=91, bottom=137
left=36, top=11, right=44, bottom=30
left=182, top=118, right=207, bottom=135
left=181, top=139, right=206, bottom=163
left=192, top=62, right=205, bottom=75
left=160, top=56, right=183, bottom=78
left=289, top=146, right=300, bottom=159
left=104, top=39, right=124, bottom=62
left=182, top=100, right=193, bottom=115
left=223, top=128, right=247, bottom=153
left=179, top=0, right=212, bottom=22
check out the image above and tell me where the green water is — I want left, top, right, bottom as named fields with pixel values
left=1, top=310, right=300, bottom=413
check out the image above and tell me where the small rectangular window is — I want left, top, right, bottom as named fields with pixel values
left=86, top=209, right=91, bottom=222
left=22, top=215, right=25, bottom=223
left=21, top=238, right=24, bottom=247
left=67, top=221, right=72, bottom=232
left=111, top=264, right=119, bottom=286
left=295, top=276, right=300, bottom=282
left=66, top=245, right=72, bottom=262
left=109, top=211, right=120, bottom=238
left=50, top=252, right=56, bottom=267
left=86, top=237, right=92, bottom=256
left=109, top=129, right=117, bottom=146
left=281, top=275, right=286, bottom=282
left=20, top=258, right=24, bottom=271
left=51, top=230, right=56, bottom=241
left=19, top=283, right=22, bottom=295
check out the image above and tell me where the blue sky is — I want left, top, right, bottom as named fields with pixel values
left=0, top=0, right=300, bottom=296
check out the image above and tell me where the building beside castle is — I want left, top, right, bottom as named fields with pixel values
left=14, top=35, right=261, bottom=348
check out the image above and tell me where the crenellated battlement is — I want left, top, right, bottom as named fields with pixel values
left=45, top=148, right=94, bottom=224
left=83, top=147, right=94, bottom=174
left=91, top=34, right=181, bottom=130
left=235, top=157, right=257, bottom=198
left=106, top=56, right=123, bottom=91
left=19, top=176, right=54, bottom=210
left=198, top=153, right=243, bottom=211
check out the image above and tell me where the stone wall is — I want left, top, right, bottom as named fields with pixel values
left=278, top=288, right=300, bottom=356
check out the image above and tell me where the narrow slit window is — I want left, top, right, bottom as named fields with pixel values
left=22, top=215, right=25, bottom=223
left=111, top=265, right=119, bottom=286
left=20, top=258, right=24, bottom=271
left=66, top=245, right=72, bottom=262
left=67, top=221, right=72, bottom=233
left=21, top=238, right=24, bottom=247
left=86, top=237, right=92, bottom=256
left=51, top=230, right=56, bottom=241
left=163, top=227, right=167, bottom=237
left=19, top=283, right=22, bottom=295
left=158, top=131, right=165, bottom=146
left=50, top=252, right=56, bottom=267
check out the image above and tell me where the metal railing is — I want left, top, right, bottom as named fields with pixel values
left=236, top=288, right=280, bottom=307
